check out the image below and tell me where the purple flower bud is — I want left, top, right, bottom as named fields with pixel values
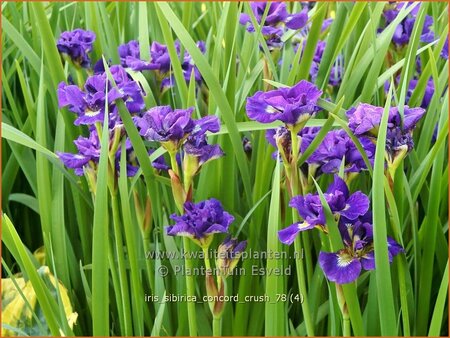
left=150, top=41, right=176, bottom=74
left=57, top=29, right=96, bottom=68
left=246, top=80, right=322, bottom=127
left=166, top=198, right=234, bottom=248
left=242, top=137, right=252, bottom=154
left=216, top=236, right=247, bottom=277
left=184, top=135, right=224, bottom=167
left=183, top=116, right=224, bottom=177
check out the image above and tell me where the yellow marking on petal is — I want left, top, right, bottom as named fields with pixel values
left=85, top=109, right=100, bottom=117
left=337, top=254, right=353, bottom=267
left=298, top=222, right=311, bottom=230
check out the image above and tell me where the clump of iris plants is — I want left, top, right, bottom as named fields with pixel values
left=5, top=2, right=446, bottom=337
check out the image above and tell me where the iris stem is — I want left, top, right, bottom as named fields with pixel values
left=336, top=284, right=350, bottom=336
left=386, top=169, right=410, bottom=336
left=76, top=67, right=84, bottom=88
left=203, top=247, right=211, bottom=270
left=183, top=237, right=198, bottom=336
left=170, top=151, right=181, bottom=178
left=110, top=192, right=133, bottom=335
left=293, top=234, right=314, bottom=336
left=213, top=316, right=221, bottom=337
left=286, top=127, right=314, bottom=336
left=343, top=317, right=351, bottom=337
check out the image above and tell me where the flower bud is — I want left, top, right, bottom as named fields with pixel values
left=216, top=236, right=247, bottom=278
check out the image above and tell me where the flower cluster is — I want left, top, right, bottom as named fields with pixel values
left=278, top=176, right=370, bottom=244
left=57, top=29, right=96, bottom=68
left=240, top=2, right=308, bottom=49
left=279, top=175, right=403, bottom=283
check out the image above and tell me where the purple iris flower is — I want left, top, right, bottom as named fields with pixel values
left=57, top=29, right=96, bottom=68
left=278, top=175, right=370, bottom=245
left=150, top=41, right=176, bottom=74
left=184, top=116, right=224, bottom=166
left=383, top=3, right=434, bottom=46
left=57, top=65, right=145, bottom=125
left=58, top=130, right=100, bottom=176
left=166, top=198, right=234, bottom=247
left=118, top=40, right=158, bottom=71
left=347, top=103, right=425, bottom=141
left=246, top=80, right=322, bottom=127
left=184, top=136, right=224, bottom=167
left=306, top=129, right=375, bottom=174
left=134, top=106, right=195, bottom=147
left=240, top=2, right=308, bottom=49
left=346, top=103, right=385, bottom=136
left=319, top=218, right=403, bottom=284
left=57, top=128, right=138, bottom=177
left=149, top=40, right=205, bottom=89
left=347, top=103, right=425, bottom=165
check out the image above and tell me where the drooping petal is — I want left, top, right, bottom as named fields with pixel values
left=278, top=222, right=314, bottom=245
left=319, top=251, right=362, bottom=284
left=57, top=152, right=90, bottom=169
